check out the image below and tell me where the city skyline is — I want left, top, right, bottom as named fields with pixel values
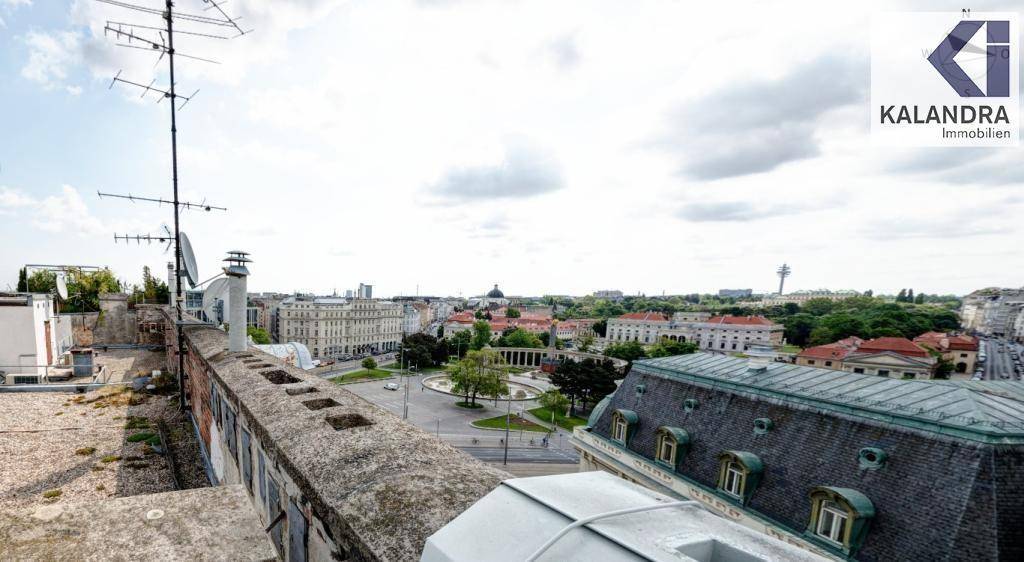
left=1, top=0, right=1022, bottom=298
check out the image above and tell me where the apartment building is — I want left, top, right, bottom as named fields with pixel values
left=961, top=288, right=1024, bottom=337
left=605, top=311, right=784, bottom=352
left=277, top=296, right=402, bottom=360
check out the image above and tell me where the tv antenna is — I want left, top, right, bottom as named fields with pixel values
left=95, top=0, right=251, bottom=412
left=776, top=263, right=792, bottom=295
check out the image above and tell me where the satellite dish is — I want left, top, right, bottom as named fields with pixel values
left=179, top=232, right=199, bottom=288
left=202, top=277, right=230, bottom=323
left=56, top=275, right=68, bottom=300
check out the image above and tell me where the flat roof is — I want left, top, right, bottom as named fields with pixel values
left=635, top=353, right=1024, bottom=444
left=0, top=486, right=275, bottom=561
left=422, top=471, right=824, bottom=562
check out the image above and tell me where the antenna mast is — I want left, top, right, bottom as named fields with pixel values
left=776, top=263, right=792, bottom=295
left=96, top=0, right=250, bottom=412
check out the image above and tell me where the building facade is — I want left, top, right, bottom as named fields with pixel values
left=573, top=352, right=1024, bottom=561
left=961, top=288, right=1024, bottom=337
left=762, top=290, right=860, bottom=307
left=606, top=312, right=784, bottom=352
left=913, top=332, right=980, bottom=373
left=277, top=296, right=402, bottom=360
left=797, top=337, right=938, bottom=379
left=0, top=293, right=73, bottom=381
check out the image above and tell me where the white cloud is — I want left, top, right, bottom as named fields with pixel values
left=0, top=185, right=105, bottom=236
left=20, top=31, right=82, bottom=91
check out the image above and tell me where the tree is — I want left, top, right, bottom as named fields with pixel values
left=538, top=389, right=570, bottom=430
left=398, top=333, right=443, bottom=368
left=16, top=267, right=27, bottom=292
left=592, top=319, right=607, bottom=337
left=549, top=358, right=620, bottom=416
left=577, top=333, right=596, bottom=353
left=782, top=314, right=818, bottom=347
left=362, top=357, right=377, bottom=370
left=247, top=326, right=271, bottom=344
left=549, top=359, right=583, bottom=415
left=25, top=269, right=56, bottom=294
left=446, top=330, right=471, bottom=359
left=448, top=349, right=508, bottom=407
left=603, top=341, right=646, bottom=362
left=498, top=328, right=543, bottom=348
left=914, top=292, right=925, bottom=304
left=907, top=289, right=915, bottom=303
left=505, top=307, right=521, bottom=318
left=647, top=338, right=698, bottom=358
left=470, top=320, right=492, bottom=350
left=896, top=289, right=907, bottom=303
left=934, top=358, right=954, bottom=379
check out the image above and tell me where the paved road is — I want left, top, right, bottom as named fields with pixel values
left=461, top=446, right=580, bottom=464
left=341, top=372, right=580, bottom=464
left=981, top=338, right=1023, bottom=381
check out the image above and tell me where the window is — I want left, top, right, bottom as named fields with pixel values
left=806, top=487, right=875, bottom=556
left=807, top=359, right=816, bottom=365
left=612, top=417, right=627, bottom=442
left=816, top=500, right=848, bottom=543
left=609, top=409, right=637, bottom=445
left=716, top=451, right=763, bottom=505
left=655, top=427, right=689, bottom=468
left=722, top=462, right=744, bottom=497
left=825, top=361, right=833, bottom=367
left=877, top=369, right=890, bottom=377
left=657, top=436, right=675, bottom=464
left=853, top=367, right=864, bottom=374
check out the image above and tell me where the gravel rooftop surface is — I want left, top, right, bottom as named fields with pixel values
left=0, top=353, right=208, bottom=510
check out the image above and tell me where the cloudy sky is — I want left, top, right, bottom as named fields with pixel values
left=1, top=0, right=1021, bottom=298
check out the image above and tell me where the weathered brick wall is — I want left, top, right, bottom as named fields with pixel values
left=593, top=369, right=1024, bottom=561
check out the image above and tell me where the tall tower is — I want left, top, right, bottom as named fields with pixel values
left=776, top=263, right=792, bottom=295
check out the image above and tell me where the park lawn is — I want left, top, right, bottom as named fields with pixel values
left=779, top=344, right=802, bottom=354
left=528, top=407, right=588, bottom=431
left=471, top=414, right=548, bottom=433
left=377, top=362, right=398, bottom=369
left=331, top=369, right=393, bottom=383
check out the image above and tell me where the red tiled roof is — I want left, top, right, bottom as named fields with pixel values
left=857, top=337, right=930, bottom=358
left=617, top=312, right=669, bottom=321
left=913, top=332, right=979, bottom=352
left=707, top=315, right=774, bottom=326
left=798, top=337, right=862, bottom=361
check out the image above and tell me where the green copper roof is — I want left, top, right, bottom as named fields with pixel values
left=634, top=353, right=1024, bottom=444
left=658, top=426, right=690, bottom=445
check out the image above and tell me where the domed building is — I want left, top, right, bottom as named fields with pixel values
left=470, top=284, right=510, bottom=309
left=486, top=284, right=505, bottom=299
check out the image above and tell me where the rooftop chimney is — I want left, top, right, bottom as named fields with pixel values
left=746, top=345, right=774, bottom=372
left=223, top=251, right=251, bottom=353
left=167, top=262, right=176, bottom=306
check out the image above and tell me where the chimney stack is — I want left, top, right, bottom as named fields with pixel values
left=223, top=251, right=252, bottom=352
left=167, top=262, right=176, bottom=306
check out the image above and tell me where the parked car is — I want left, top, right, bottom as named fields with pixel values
left=384, top=382, right=400, bottom=391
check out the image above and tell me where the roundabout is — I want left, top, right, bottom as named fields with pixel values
left=422, top=374, right=544, bottom=401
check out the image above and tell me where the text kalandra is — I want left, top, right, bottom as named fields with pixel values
left=879, top=105, right=1010, bottom=124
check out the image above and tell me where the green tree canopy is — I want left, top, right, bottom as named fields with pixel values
left=470, top=320, right=493, bottom=350
left=498, top=328, right=543, bottom=348
left=247, top=326, right=271, bottom=344
left=448, top=349, right=508, bottom=406
left=603, top=340, right=646, bottom=362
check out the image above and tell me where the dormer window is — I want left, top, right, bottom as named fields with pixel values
left=654, top=427, right=689, bottom=469
left=609, top=409, right=638, bottom=445
left=806, top=487, right=875, bottom=556
left=716, top=451, right=763, bottom=505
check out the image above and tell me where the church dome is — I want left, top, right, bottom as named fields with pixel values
left=486, top=284, right=505, bottom=299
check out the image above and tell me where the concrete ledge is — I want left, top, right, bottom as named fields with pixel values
left=0, top=485, right=275, bottom=561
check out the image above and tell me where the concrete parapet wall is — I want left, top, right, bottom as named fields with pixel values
left=160, top=307, right=508, bottom=562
